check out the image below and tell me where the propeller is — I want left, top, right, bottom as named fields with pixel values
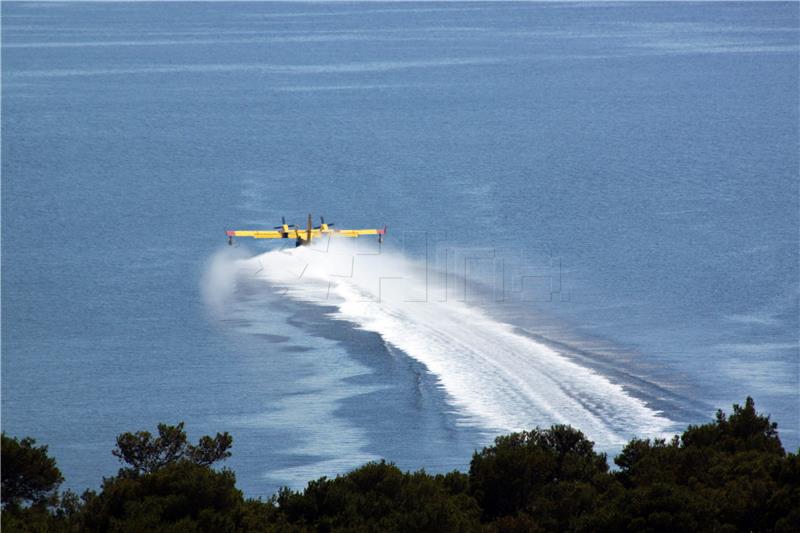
left=314, top=216, right=334, bottom=230
left=274, top=216, right=296, bottom=229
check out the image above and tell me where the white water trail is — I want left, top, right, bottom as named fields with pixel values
left=228, top=240, right=673, bottom=449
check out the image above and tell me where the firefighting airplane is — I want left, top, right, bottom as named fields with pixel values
left=226, top=214, right=387, bottom=247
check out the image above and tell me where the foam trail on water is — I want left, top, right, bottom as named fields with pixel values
left=233, top=241, right=673, bottom=449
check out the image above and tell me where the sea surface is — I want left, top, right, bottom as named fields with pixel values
left=2, top=1, right=798, bottom=498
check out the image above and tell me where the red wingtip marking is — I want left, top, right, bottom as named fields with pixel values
left=226, top=231, right=235, bottom=236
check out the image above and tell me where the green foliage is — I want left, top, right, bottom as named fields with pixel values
left=112, top=422, right=232, bottom=474
left=469, top=424, right=609, bottom=525
left=2, top=398, right=798, bottom=532
left=76, top=461, right=246, bottom=533
left=1, top=433, right=70, bottom=533
left=1, top=433, right=64, bottom=510
left=682, top=396, right=784, bottom=455
left=606, top=396, right=795, bottom=533
left=276, top=461, right=481, bottom=532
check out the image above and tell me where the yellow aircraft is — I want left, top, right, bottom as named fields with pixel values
left=227, top=214, right=387, bottom=247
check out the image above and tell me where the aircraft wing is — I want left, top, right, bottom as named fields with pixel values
left=226, top=224, right=385, bottom=244
left=226, top=230, right=285, bottom=239
left=333, top=228, right=385, bottom=237
left=226, top=229, right=324, bottom=239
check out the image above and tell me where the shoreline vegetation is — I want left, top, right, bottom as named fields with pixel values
left=2, top=397, right=798, bottom=532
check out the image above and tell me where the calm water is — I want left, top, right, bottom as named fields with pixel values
left=2, top=1, right=798, bottom=497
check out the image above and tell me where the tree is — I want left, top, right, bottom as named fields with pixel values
left=681, top=396, right=784, bottom=455
left=608, top=397, right=794, bottom=532
left=3, top=399, right=798, bottom=532
left=469, top=425, right=609, bottom=524
left=77, top=424, right=251, bottom=532
left=112, top=422, right=232, bottom=474
left=1, top=432, right=64, bottom=511
left=276, top=461, right=482, bottom=532
left=77, top=460, right=248, bottom=533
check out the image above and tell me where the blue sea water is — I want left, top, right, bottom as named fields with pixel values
left=2, top=1, right=798, bottom=498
